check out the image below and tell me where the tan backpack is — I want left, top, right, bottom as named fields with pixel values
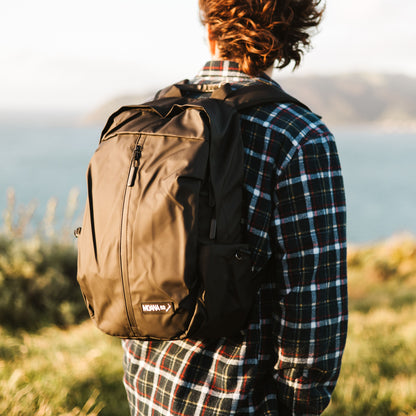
left=75, top=82, right=307, bottom=340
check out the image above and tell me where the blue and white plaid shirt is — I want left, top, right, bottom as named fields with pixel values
left=122, top=61, right=348, bottom=416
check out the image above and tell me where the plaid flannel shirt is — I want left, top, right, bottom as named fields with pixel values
left=122, top=61, right=348, bottom=416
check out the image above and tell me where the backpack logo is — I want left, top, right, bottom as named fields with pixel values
left=141, top=302, right=173, bottom=314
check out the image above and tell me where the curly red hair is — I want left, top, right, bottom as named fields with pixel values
left=199, top=0, right=325, bottom=76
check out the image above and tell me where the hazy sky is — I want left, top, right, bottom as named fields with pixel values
left=1, top=0, right=415, bottom=112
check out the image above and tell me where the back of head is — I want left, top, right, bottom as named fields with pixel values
left=199, top=0, right=325, bottom=76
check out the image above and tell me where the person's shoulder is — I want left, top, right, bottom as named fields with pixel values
left=241, top=92, right=332, bottom=145
left=238, top=82, right=336, bottom=171
left=237, top=78, right=330, bottom=138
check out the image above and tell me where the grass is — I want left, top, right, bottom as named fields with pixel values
left=324, top=234, right=416, bottom=416
left=326, top=306, right=416, bottom=415
left=0, top=322, right=129, bottom=416
left=1, top=193, right=416, bottom=415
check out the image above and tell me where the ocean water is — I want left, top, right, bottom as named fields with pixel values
left=334, top=126, right=416, bottom=243
left=0, top=118, right=415, bottom=243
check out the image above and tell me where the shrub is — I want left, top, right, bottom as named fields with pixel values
left=0, top=234, right=88, bottom=330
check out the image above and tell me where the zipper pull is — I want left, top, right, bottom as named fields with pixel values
left=209, top=217, right=216, bottom=240
left=128, top=145, right=142, bottom=187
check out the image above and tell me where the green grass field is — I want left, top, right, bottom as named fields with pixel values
left=1, top=225, right=416, bottom=414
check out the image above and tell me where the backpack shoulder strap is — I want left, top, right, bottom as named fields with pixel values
left=223, top=82, right=311, bottom=112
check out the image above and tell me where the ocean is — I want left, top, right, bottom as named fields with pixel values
left=0, top=117, right=415, bottom=244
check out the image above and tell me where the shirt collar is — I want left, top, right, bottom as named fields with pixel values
left=194, top=60, right=277, bottom=86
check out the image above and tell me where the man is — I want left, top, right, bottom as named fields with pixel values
left=122, top=1, right=348, bottom=414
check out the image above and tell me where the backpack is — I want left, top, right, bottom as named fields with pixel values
left=75, top=81, right=307, bottom=340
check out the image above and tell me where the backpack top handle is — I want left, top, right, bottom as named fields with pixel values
left=157, top=80, right=311, bottom=112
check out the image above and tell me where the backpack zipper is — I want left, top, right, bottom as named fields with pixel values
left=120, top=135, right=145, bottom=336
left=127, top=144, right=142, bottom=187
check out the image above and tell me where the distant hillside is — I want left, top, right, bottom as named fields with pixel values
left=279, top=73, right=416, bottom=129
left=82, top=92, right=155, bottom=126
left=83, top=74, right=416, bottom=129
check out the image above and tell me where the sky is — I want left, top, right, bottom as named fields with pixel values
left=1, top=0, right=415, bottom=113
